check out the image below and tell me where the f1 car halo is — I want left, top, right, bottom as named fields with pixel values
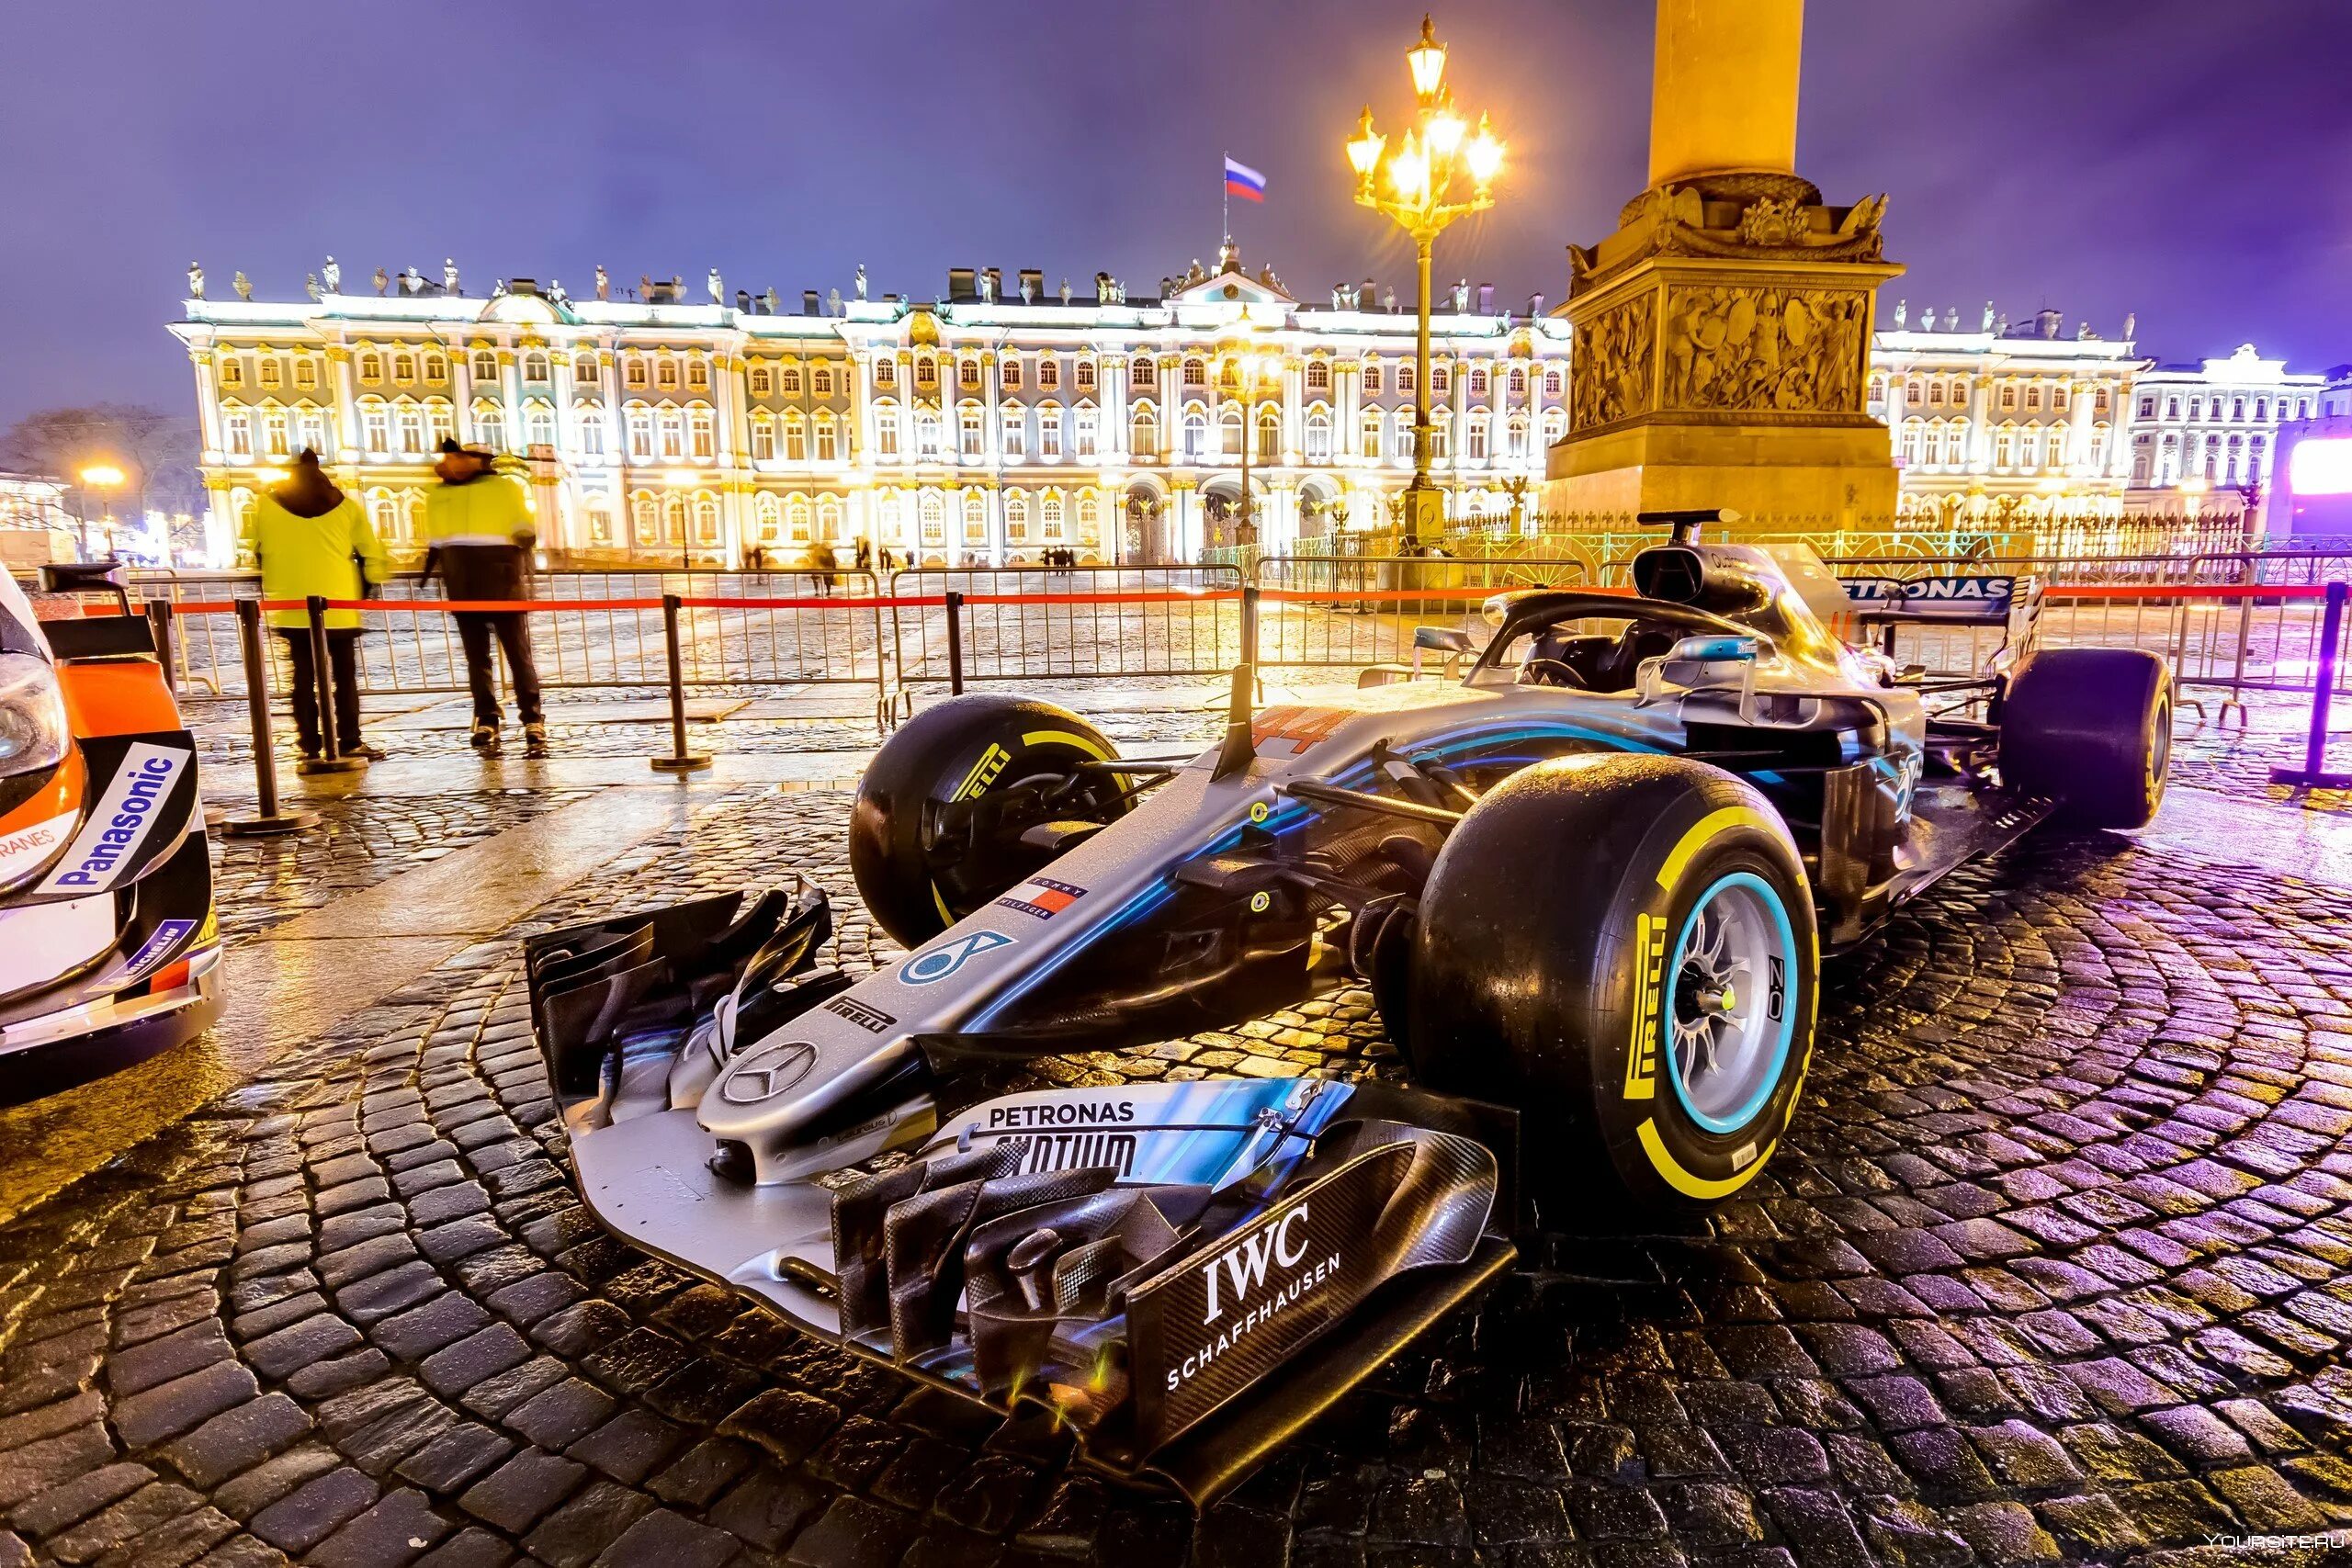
left=529, top=511, right=2174, bottom=1504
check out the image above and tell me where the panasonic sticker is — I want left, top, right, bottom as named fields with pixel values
left=38, top=744, right=188, bottom=895
left=900, top=929, right=1013, bottom=986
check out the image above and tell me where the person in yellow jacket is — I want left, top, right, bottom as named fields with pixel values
left=423, top=439, right=547, bottom=757
left=239, top=448, right=388, bottom=761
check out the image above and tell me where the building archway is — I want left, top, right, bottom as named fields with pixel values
left=1122, top=479, right=1169, bottom=564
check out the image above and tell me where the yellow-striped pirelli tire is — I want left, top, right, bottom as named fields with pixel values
left=849, top=694, right=1128, bottom=948
left=1405, top=753, right=1819, bottom=1219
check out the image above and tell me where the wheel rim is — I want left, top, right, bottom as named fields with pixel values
left=1665, top=871, right=1798, bottom=1135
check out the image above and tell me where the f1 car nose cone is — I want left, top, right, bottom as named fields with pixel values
left=718, top=1040, right=818, bottom=1105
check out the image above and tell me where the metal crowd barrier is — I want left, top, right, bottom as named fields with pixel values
left=1250, top=556, right=1590, bottom=670
left=886, top=565, right=1245, bottom=698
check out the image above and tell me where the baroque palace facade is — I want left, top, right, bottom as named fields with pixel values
left=169, top=252, right=1574, bottom=568
left=171, top=256, right=2336, bottom=566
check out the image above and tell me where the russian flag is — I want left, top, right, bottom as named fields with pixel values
left=1224, top=156, right=1267, bottom=203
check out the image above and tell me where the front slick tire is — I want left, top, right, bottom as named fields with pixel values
left=1407, top=754, right=1819, bottom=1220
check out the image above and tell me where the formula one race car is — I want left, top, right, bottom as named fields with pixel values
left=529, top=511, right=2170, bottom=1502
left=0, top=565, right=220, bottom=1104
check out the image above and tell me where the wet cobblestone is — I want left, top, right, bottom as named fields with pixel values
left=4, top=784, right=2352, bottom=1565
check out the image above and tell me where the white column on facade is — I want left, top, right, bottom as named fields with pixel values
left=1967, top=376, right=1993, bottom=471
left=2068, top=379, right=2096, bottom=472
left=451, top=344, right=476, bottom=444
left=1283, top=356, right=1305, bottom=462
left=1102, top=353, right=1126, bottom=463
left=326, top=344, right=359, bottom=462
left=190, top=351, right=224, bottom=460
left=1883, top=369, right=1907, bottom=474
left=499, top=344, right=525, bottom=454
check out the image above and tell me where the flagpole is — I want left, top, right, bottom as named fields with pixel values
left=1222, top=150, right=1230, bottom=244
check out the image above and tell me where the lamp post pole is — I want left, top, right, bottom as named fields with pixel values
left=1346, top=16, right=1504, bottom=553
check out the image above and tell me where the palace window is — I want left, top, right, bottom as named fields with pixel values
left=1506, top=412, right=1529, bottom=458
left=1543, top=367, right=1563, bottom=397
left=258, top=357, right=282, bottom=390
left=1361, top=410, right=1383, bottom=459
left=396, top=403, right=424, bottom=455
left=527, top=403, right=556, bottom=448
left=1542, top=407, right=1566, bottom=444
left=353, top=354, right=377, bottom=383
left=625, top=357, right=648, bottom=389
left=2000, top=386, right=2017, bottom=410
left=780, top=365, right=803, bottom=396
left=627, top=407, right=654, bottom=459
left=819, top=495, right=845, bottom=541
left=917, top=354, right=939, bottom=388
left=2025, top=386, right=2041, bottom=411
left=689, top=405, right=716, bottom=459
left=1305, top=408, right=1331, bottom=462
left=1041, top=491, right=1065, bottom=540
left=2254, top=399, right=2267, bottom=422
left=1039, top=406, right=1063, bottom=459
left=1129, top=404, right=1159, bottom=458
left=1218, top=404, right=1243, bottom=457
left=1005, top=491, right=1030, bottom=543
left=359, top=402, right=389, bottom=453
left=785, top=410, right=808, bottom=462
left=473, top=349, right=499, bottom=383
left=297, top=409, right=331, bottom=454
left=1466, top=410, right=1490, bottom=461
left=1467, top=366, right=1488, bottom=397
left=262, top=408, right=290, bottom=457
left=1074, top=407, right=1097, bottom=458
left=1306, top=360, right=1329, bottom=392
left=1427, top=410, right=1450, bottom=460
left=295, top=358, right=322, bottom=392
left=1182, top=356, right=1205, bottom=388
left=1001, top=407, right=1026, bottom=457
left=390, top=353, right=415, bottom=382
left=1396, top=364, right=1417, bottom=395
left=523, top=351, right=550, bottom=384
left=1131, top=357, right=1156, bottom=389
left=224, top=409, right=253, bottom=457
left=1218, top=360, right=1240, bottom=392
left=1075, top=359, right=1095, bottom=390
left=577, top=405, right=605, bottom=458
left=424, top=351, right=448, bottom=382
left=631, top=493, right=658, bottom=545
left=817, top=412, right=842, bottom=463
left=573, top=352, right=596, bottom=383
left=1508, top=367, right=1526, bottom=399
left=2232, top=398, right=2245, bottom=421
left=1928, top=382, right=1945, bottom=406
left=477, top=405, right=505, bottom=450
left=876, top=405, right=900, bottom=458
left=813, top=365, right=836, bottom=396
left=2095, top=389, right=2110, bottom=416
left=915, top=410, right=944, bottom=460
left=2139, top=397, right=2154, bottom=419
left=1077, top=491, right=1100, bottom=545
left=963, top=490, right=987, bottom=545
left=1430, top=366, right=1451, bottom=396
left=750, top=366, right=774, bottom=396
left=2165, top=398, right=2179, bottom=420
left=753, top=493, right=780, bottom=544
left=686, top=359, right=709, bottom=390
left=959, top=359, right=981, bottom=390
left=1256, top=406, right=1279, bottom=462
left=1363, top=362, right=1383, bottom=395
left=657, top=406, right=683, bottom=458
left=656, top=359, right=679, bottom=390
left=752, top=412, right=775, bottom=461
left=786, top=496, right=811, bottom=542
left=921, top=491, right=945, bottom=545
left=1002, top=357, right=1023, bottom=391
left=1038, top=357, right=1059, bottom=390
left=1182, top=407, right=1209, bottom=459
left=959, top=404, right=984, bottom=459
left=874, top=357, right=897, bottom=389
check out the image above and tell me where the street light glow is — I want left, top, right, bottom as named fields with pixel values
left=1406, top=14, right=1448, bottom=101
left=79, top=465, right=125, bottom=488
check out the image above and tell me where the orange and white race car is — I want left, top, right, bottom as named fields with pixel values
left=0, top=564, right=220, bottom=1103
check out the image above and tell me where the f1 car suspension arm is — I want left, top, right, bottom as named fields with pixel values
left=1279, top=780, right=1464, bottom=829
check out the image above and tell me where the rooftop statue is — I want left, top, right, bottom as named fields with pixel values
left=708, top=267, right=723, bottom=304
left=322, top=256, right=340, bottom=293
left=854, top=263, right=868, bottom=301
left=306, top=273, right=321, bottom=301
left=763, top=287, right=780, bottom=314
left=445, top=259, right=460, bottom=296
left=373, top=266, right=389, bottom=296
left=233, top=271, right=253, bottom=301
left=595, top=265, right=610, bottom=301
left=187, top=261, right=204, bottom=300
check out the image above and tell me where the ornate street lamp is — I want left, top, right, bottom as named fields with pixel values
left=1348, top=14, right=1503, bottom=549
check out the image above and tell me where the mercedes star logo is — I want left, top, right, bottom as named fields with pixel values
left=718, top=1041, right=819, bottom=1105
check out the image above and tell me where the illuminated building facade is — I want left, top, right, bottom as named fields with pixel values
left=1867, top=307, right=2147, bottom=518
left=169, top=252, right=1573, bottom=567
left=2121, top=344, right=2326, bottom=500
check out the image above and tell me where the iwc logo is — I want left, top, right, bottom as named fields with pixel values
left=718, top=1041, right=819, bottom=1105
left=902, top=929, right=1013, bottom=986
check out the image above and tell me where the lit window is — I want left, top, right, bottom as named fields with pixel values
left=785, top=411, right=808, bottom=462
left=353, top=354, right=377, bottom=383
left=427, top=400, right=455, bottom=446
left=257, top=357, right=282, bottom=389
left=960, top=405, right=984, bottom=458
left=295, top=359, right=318, bottom=389
left=1131, top=357, right=1156, bottom=389
left=627, top=407, right=653, bottom=459
left=876, top=405, right=900, bottom=458
left=527, top=403, right=556, bottom=448
left=1466, top=410, right=1490, bottom=460
left=577, top=405, right=605, bottom=458
left=1075, top=359, right=1095, bottom=390
left=781, top=365, right=803, bottom=395
left=1430, top=366, right=1451, bottom=396
left=815, top=412, right=840, bottom=463
left=1038, top=357, right=1059, bottom=390
left=963, top=490, right=987, bottom=544
left=1363, top=362, right=1383, bottom=394
left=750, top=366, right=774, bottom=396
left=1506, top=412, right=1529, bottom=457
left=573, top=352, right=597, bottom=383
left=1507, top=367, right=1526, bottom=398
left=424, top=352, right=448, bottom=382
left=1041, top=491, right=1065, bottom=539
left=1467, top=366, right=1488, bottom=396
left=787, top=496, right=811, bottom=541
left=958, top=359, right=981, bottom=390
left=1005, top=491, right=1030, bottom=542
left=473, top=349, right=498, bottom=383
left=689, top=405, right=716, bottom=459
left=1002, top=357, right=1023, bottom=391
left=813, top=365, right=835, bottom=396
left=263, top=408, right=290, bottom=456
left=1397, top=364, right=1417, bottom=395
left=658, top=407, right=683, bottom=458
left=917, top=354, right=938, bottom=387
left=1361, top=410, right=1383, bottom=459
left=1039, top=406, right=1062, bottom=459
left=752, top=412, right=775, bottom=461
left=224, top=409, right=253, bottom=457
left=524, top=352, right=549, bottom=384
left=476, top=405, right=505, bottom=450
left=1001, top=408, right=1025, bottom=458
left=1542, top=367, right=1562, bottom=397
left=656, top=359, right=679, bottom=390
left=1218, top=405, right=1243, bottom=457
left=1306, top=408, right=1331, bottom=462
left=1074, top=407, right=1097, bottom=459
left=625, top=358, right=648, bottom=389
left=1182, top=357, right=1204, bottom=387
left=1255, top=406, right=1279, bottom=463
left=687, top=359, right=709, bottom=389
left=1306, top=361, right=1330, bottom=392
left=754, top=494, right=780, bottom=544
left=921, top=491, right=945, bottom=545
left=1183, top=408, right=1208, bottom=458
left=360, top=403, right=389, bottom=453
left=396, top=404, right=424, bottom=454
left=1129, top=404, right=1158, bottom=457
left=874, top=358, right=897, bottom=389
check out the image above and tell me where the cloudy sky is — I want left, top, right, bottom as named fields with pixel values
left=6, top=0, right=2349, bottom=426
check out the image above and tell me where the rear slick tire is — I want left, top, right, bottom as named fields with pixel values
left=1999, top=648, right=2171, bottom=829
left=1406, top=754, right=1820, bottom=1220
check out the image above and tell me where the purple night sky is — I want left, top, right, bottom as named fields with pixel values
left=6, top=0, right=2349, bottom=425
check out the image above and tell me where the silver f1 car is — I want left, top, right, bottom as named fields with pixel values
left=530, top=511, right=2171, bottom=1503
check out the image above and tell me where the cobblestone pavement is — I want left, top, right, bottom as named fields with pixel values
left=206, top=792, right=602, bottom=945
left=3, top=779, right=2351, bottom=1567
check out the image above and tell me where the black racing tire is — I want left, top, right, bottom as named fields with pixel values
left=2000, top=648, right=2171, bottom=829
left=849, top=694, right=1127, bottom=948
left=1405, top=754, right=1819, bottom=1218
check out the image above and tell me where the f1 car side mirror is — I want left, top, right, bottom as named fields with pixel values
left=1414, top=626, right=1476, bottom=656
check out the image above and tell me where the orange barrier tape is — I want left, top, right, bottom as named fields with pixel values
left=2036, top=581, right=2332, bottom=601
left=1256, top=583, right=1617, bottom=603
left=958, top=590, right=1245, bottom=605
